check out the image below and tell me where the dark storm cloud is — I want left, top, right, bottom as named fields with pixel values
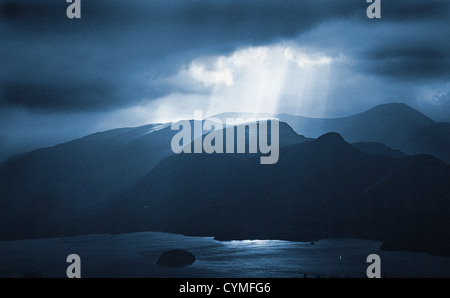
left=1, top=81, right=152, bottom=111
left=376, top=0, right=449, bottom=21
left=0, top=0, right=366, bottom=112
left=365, top=45, right=450, bottom=81
left=0, top=0, right=449, bottom=112
left=358, top=1, right=450, bottom=82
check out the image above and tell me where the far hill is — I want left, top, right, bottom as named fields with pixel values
left=213, top=103, right=450, bottom=164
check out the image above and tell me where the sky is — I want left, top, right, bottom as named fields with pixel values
left=0, top=0, right=449, bottom=161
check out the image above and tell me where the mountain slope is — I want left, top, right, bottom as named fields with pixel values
left=0, top=121, right=308, bottom=240
left=0, top=123, right=176, bottom=240
left=351, top=142, right=407, bottom=158
left=104, top=132, right=450, bottom=256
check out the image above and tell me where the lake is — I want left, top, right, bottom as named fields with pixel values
left=1, top=231, right=449, bottom=278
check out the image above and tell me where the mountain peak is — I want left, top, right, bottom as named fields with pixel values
left=361, top=103, right=434, bottom=125
left=370, top=103, right=418, bottom=114
left=310, top=132, right=353, bottom=153
left=316, top=132, right=347, bottom=144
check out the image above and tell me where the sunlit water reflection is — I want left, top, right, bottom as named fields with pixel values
left=1, top=231, right=449, bottom=278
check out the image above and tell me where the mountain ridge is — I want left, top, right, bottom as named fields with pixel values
left=213, top=103, right=450, bottom=164
left=101, top=132, right=450, bottom=256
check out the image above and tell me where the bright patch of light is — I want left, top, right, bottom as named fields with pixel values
left=108, top=43, right=338, bottom=127
left=228, top=239, right=273, bottom=247
left=187, top=59, right=234, bottom=88
left=284, top=47, right=332, bottom=67
left=178, top=44, right=336, bottom=118
left=145, top=123, right=170, bottom=135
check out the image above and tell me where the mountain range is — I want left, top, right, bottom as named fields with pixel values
left=214, top=103, right=450, bottom=164
left=102, top=132, right=450, bottom=256
left=1, top=103, right=449, bottom=257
